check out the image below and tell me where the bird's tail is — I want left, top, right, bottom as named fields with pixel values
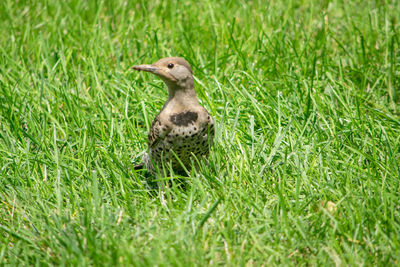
left=134, top=163, right=145, bottom=170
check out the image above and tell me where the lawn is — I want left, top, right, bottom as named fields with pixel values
left=0, top=0, right=399, bottom=265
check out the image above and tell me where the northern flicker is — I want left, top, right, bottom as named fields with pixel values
left=132, top=57, right=214, bottom=175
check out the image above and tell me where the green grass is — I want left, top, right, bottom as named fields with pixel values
left=1, top=0, right=399, bottom=265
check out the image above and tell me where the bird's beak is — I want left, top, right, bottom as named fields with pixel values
left=131, top=64, right=160, bottom=74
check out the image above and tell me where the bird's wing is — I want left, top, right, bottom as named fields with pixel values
left=148, top=116, right=171, bottom=149
left=206, top=114, right=215, bottom=140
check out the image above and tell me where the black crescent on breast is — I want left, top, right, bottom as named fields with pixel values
left=169, top=111, right=198, bottom=126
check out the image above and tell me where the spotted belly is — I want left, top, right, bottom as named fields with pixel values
left=149, top=124, right=213, bottom=172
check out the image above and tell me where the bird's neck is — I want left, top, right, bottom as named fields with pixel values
left=167, top=85, right=198, bottom=105
left=165, top=77, right=198, bottom=106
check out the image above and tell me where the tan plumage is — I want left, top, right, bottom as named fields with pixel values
left=132, top=57, right=214, bottom=175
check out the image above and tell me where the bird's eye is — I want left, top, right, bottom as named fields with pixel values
left=167, top=63, right=174, bottom=69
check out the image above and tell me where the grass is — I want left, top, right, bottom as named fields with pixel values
left=0, top=0, right=399, bottom=265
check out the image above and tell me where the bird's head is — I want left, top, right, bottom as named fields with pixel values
left=132, top=57, right=194, bottom=90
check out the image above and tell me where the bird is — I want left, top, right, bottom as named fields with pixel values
left=132, top=57, right=214, bottom=176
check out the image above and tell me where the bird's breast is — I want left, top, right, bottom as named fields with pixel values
left=150, top=122, right=214, bottom=169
